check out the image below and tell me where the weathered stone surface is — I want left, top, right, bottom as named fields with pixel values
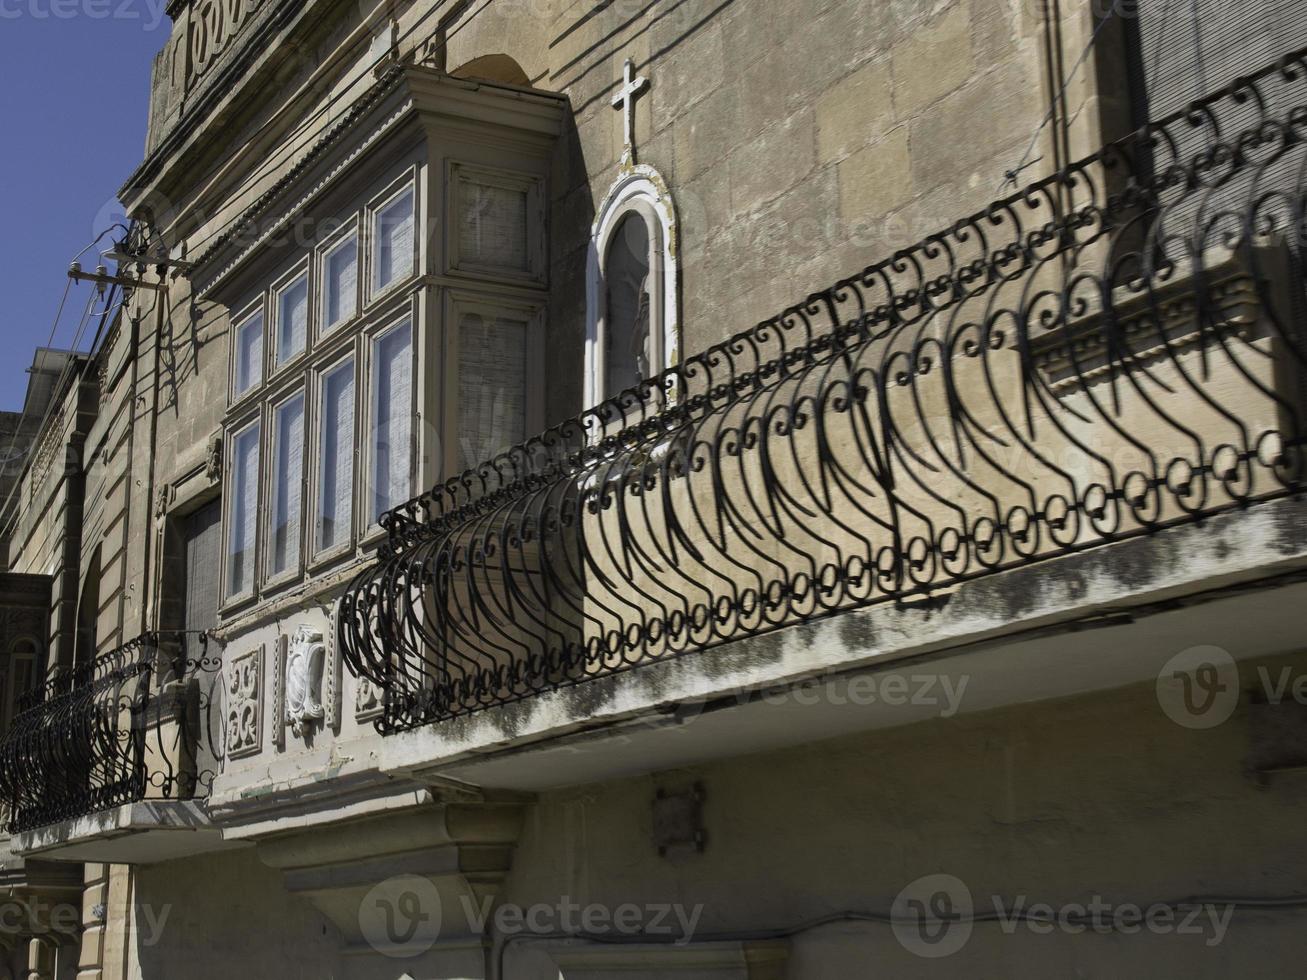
left=650, top=20, right=726, bottom=130
left=908, top=60, right=1041, bottom=193
left=838, top=127, right=914, bottom=229
left=892, top=2, right=975, bottom=119
left=729, top=109, right=818, bottom=217
left=816, top=56, right=894, bottom=164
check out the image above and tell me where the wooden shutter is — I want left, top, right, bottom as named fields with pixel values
left=1133, top=0, right=1307, bottom=122
left=183, top=501, right=222, bottom=663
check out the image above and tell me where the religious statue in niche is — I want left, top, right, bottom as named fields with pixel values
left=284, top=624, right=326, bottom=737
left=604, top=213, right=653, bottom=399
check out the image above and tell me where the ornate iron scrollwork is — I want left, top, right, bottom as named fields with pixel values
left=0, top=634, right=225, bottom=833
left=339, top=51, right=1307, bottom=734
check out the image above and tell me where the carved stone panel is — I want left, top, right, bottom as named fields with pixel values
left=324, top=604, right=342, bottom=734
left=272, top=635, right=286, bottom=751
left=355, top=676, right=384, bottom=723
left=226, top=646, right=263, bottom=759
left=285, top=624, right=326, bottom=738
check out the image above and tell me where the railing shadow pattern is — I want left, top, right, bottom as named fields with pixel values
left=341, top=51, right=1307, bottom=734
left=0, top=635, right=225, bottom=834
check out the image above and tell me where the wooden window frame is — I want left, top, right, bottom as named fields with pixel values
left=221, top=414, right=263, bottom=611
left=446, top=161, right=546, bottom=287
left=263, top=385, right=309, bottom=589
left=308, top=350, right=361, bottom=570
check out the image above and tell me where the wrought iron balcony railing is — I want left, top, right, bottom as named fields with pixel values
left=341, top=50, right=1307, bottom=735
left=0, top=634, right=224, bottom=834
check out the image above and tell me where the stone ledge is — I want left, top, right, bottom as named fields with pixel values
left=11, top=801, right=240, bottom=866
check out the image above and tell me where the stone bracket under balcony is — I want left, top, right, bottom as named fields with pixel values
left=10, top=801, right=238, bottom=865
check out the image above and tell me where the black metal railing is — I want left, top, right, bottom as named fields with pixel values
left=0, top=634, right=224, bottom=834
left=341, top=50, right=1307, bottom=734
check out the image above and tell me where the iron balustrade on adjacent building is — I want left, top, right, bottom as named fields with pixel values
left=336, top=50, right=1307, bottom=733
left=0, top=633, right=224, bottom=834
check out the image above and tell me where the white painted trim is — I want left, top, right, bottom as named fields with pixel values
left=585, top=165, right=680, bottom=410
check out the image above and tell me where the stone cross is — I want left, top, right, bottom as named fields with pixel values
left=612, top=58, right=650, bottom=164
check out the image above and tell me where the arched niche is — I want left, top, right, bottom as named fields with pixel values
left=584, top=166, right=680, bottom=410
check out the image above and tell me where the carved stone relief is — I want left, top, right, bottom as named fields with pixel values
left=285, top=624, right=326, bottom=738
left=273, top=620, right=342, bottom=744
left=355, top=676, right=384, bottom=723
left=226, top=646, right=263, bottom=758
left=204, top=432, right=224, bottom=484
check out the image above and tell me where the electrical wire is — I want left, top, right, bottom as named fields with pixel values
left=0, top=226, right=131, bottom=533
left=997, top=1, right=1121, bottom=194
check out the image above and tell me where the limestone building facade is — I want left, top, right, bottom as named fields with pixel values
left=2, top=0, right=1307, bottom=977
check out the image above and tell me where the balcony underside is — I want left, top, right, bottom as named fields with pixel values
left=11, top=801, right=241, bottom=865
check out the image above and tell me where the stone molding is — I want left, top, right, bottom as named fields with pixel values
left=551, top=941, right=790, bottom=979
left=252, top=799, right=529, bottom=954
left=192, top=66, right=567, bottom=301
left=1029, top=246, right=1288, bottom=389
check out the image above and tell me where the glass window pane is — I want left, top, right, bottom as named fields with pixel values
left=371, top=323, right=413, bottom=523
left=317, top=361, right=355, bottom=553
left=374, top=189, right=415, bottom=292
left=227, top=424, right=260, bottom=597
left=269, top=394, right=305, bottom=577
left=276, top=275, right=309, bottom=366
left=234, top=314, right=263, bottom=396
left=458, top=312, right=528, bottom=472
left=604, top=213, right=652, bottom=400
left=324, top=236, right=358, bottom=332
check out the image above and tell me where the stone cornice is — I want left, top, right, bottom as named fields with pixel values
left=190, top=64, right=411, bottom=299
left=120, top=0, right=348, bottom=207
left=191, top=67, right=568, bottom=301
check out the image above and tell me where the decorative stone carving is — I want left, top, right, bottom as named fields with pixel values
left=355, top=676, right=384, bottom=723
left=189, top=0, right=268, bottom=83
left=155, top=485, right=174, bottom=520
left=324, top=603, right=342, bottom=734
left=284, top=625, right=326, bottom=738
left=226, top=646, right=263, bottom=758
left=204, top=433, right=224, bottom=484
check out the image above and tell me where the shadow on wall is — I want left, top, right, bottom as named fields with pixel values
left=132, top=848, right=343, bottom=980
left=451, top=53, right=532, bottom=87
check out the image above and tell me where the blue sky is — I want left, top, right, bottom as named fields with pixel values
left=0, top=6, right=166, bottom=411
